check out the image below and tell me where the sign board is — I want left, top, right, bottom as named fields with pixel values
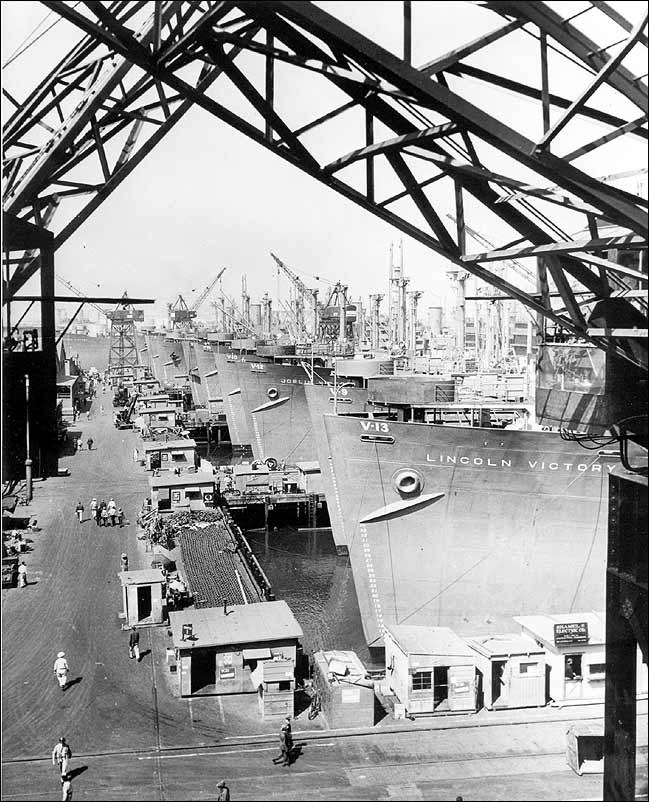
left=341, top=687, right=361, bottom=704
left=554, top=622, right=589, bottom=645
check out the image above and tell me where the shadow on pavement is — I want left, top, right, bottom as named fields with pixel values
left=68, top=766, right=88, bottom=780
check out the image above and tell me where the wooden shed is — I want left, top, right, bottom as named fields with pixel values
left=168, top=601, right=303, bottom=700
left=140, top=406, right=177, bottom=429
left=312, top=650, right=375, bottom=728
left=385, top=625, right=477, bottom=716
left=142, top=438, right=196, bottom=472
left=464, top=634, right=546, bottom=710
left=118, top=568, right=166, bottom=627
left=150, top=472, right=215, bottom=512
left=514, top=612, right=648, bottom=706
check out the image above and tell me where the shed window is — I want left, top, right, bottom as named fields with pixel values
left=278, top=680, right=291, bottom=691
left=158, top=415, right=169, bottom=422
left=519, top=662, right=539, bottom=675
left=185, top=489, right=202, bottom=498
left=588, top=663, right=606, bottom=677
left=412, top=671, right=432, bottom=691
left=565, top=654, right=582, bottom=679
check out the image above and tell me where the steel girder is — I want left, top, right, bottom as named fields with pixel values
left=2, top=0, right=647, bottom=368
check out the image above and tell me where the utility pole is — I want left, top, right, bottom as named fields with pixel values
left=24, top=374, right=32, bottom=502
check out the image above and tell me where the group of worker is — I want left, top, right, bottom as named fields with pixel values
left=77, top=498, right=125, bottom=527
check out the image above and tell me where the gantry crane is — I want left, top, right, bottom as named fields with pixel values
left=168, top=268, right=226, bottom=329
left=271, top=253, right=319, bottom=339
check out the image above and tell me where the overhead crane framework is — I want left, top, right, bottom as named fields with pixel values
left=1, top=4, right=647, bottom=799
left=2, top=1, right=646, bottom=372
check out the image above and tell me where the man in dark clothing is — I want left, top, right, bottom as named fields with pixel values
left=216, top=780, right=230, bottom=801
left=87, top=437, right=94, bottom=451
left=129, top=627, right=140, bottom=661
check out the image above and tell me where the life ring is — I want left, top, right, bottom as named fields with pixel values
left=265, top=457, right=279, bottom=471
left=266, top=386, right=279, bottom=400
left=204, top=492, right=214, bottom=503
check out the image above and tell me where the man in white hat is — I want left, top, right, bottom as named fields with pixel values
left=53, top=652, right=69, bottom=691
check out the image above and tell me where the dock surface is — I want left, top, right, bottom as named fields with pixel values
left=2, top=404, right=647, bottom=800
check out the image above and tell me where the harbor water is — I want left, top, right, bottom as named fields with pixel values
left=200, top=443, right=383, bottom=672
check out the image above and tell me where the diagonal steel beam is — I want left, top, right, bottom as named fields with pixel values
left=386, top=151, right=458, bottom=254
left=463, top=235, right=648, bottom=263
left=324, top=123, right=460, bottom=174
left=485, top=0, right=648, bottom=112
left=563, top=115, right=648, bottom=162
left=275, top=1, right=647, bottom=234
left=418, top=19, right=523, bottom=76
left=536, top=10, right=648, bottom=149
left=444, top=62, right=648, bottom=140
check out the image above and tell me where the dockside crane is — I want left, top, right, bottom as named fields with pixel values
left=168, top=268, right=226, bottom=330
left=55, top=275, right=110, bottom=320
left=270, top=253, right=319, bottom=339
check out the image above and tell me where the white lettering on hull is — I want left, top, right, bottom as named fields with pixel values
left=425, top=453, right=615, bottom=472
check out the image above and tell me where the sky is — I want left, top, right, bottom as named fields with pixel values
left=2, top=1, right=647, bottom=325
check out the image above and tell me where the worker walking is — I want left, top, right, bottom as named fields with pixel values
left=128, top=627, right=140, bottom=661
left=53, top=652, right=69, bottom=691
left=52, top=737, right=72, bottom=776
left=90, top=498, right=98, bottom=523
left=120, top=553, right=129, bottom=572
left=61, top=774, right=73, bottom=801
left=17, top=561, right=27, bottom=588
left=87, top=437, right=94, bottom=451
left=75, top=502, right=84, bottom=524
left=216, top=780, right=230, bottom=801
left=272, top=719, right=292, bottom=767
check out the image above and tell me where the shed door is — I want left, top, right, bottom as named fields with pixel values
left=191, top=650, right=216, bottom=694
left=137, top=586, right=152, bottom=620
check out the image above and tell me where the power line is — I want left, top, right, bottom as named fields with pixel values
left=3, top=3, right=81, bottom=70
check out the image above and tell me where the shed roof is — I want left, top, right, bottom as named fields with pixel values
left=143, top=439, right=196, bottom=452
left=295, top=461, right=320, bottom=474
left=141, top=407, right=177, bottom=415
left=234, top=464, right=269, bottom=476
left=150, top=473, right=214, bottom=489
left=464, top=634, right=545, bottom=659
left=57, top=376, right=80, bottom=387
left=513, top=612, right=605, bottom=647
left=387, top=625, right=474, bottom=658
left=169, top=600, right=303, bottom=649
left=118, top=568, right=166, bottom=586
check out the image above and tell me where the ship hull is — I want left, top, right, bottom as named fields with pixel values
left=323, top=414, right=621, bottom=647
left=304, top=384, right=372, bottom=551
left=237, top=362, right=334, bottom=464
left=213, top=354, right=254, bottom=450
